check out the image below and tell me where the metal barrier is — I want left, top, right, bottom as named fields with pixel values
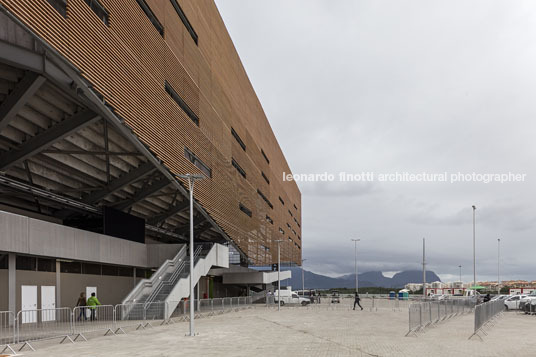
left=469, top=299, right=505, bottom=340
left=72, top=305, right=115, bottom=341
left=0, top=311, right=16, bottom=355
left=16, top=308, right=73, bottom=351
left=168, top=300, right=187, bottom=322
left=143, top=302, right=167, bottom=326
left=406, top=299, right=475, bottom=336
left=114, top=303, right=146, bottom=332
left=4, top=296, right=254, bottom=351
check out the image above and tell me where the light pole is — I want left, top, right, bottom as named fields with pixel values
left=472, top=205, right=476, bottom=289
left=497, top=238, right=501, bottom=294
left=458, top=265, right=462, bottom=283
left=275, top=240, right=283, bottom=311
left=351, top=239, right=360, bottom=293
left=301, top=258, right=307, bottom=294
left=178, top=173, right=205, bottom=337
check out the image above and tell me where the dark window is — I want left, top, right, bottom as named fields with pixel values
left=239, top=203, right=252, bottom=217
left=286, top=223, right=291, bottom=229
left=231, top=128, right=246, bottom=151
left=266, top=215, right=273, bottom=224
left=298, top=235, right=301, bottom=241
left=279, top=196, right=285, bottom=205
left=16, top=256, right=36, bottom=271
left=170, top=0, right=198, bottom=45
left=61, top=261, right=81, bottom=274
left=37, top=258, right=56, bottom=272
left=184, top=147, right=212, bottom=178
left=102, top=265, right=118, bottom=276
left=288, top=209, right=293, bottom=217
left=118, top=266, right=134, bottom=277
left=293, top=204, right=298, bottom=210
left=136, top=0, right=164, bottom=36
left=47, top=0, right=67, bottom=18
left=0, top=254, right=7, bottom=269
left=136, top=268, right=147, bottom=278
left=257, top=189, right=273, bottom=209
left=261, top=149, right=270, bottom=164
left=165, top=81, right=199, bottom=125
left=82, top=263, right=101, bottom=275
left=232, top=158, right=246, bottom=178
left=84, top=0, right=109, bottom=26
left=279, top=227, right=284, bottom=234
left=292, top=229, right=296, bottom=235
left=261, top=171, right=270, bottom=185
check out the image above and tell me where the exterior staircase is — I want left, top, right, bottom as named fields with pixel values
left=122, top=242, right=228, bottom=319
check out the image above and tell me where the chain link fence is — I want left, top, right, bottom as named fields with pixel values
left=406, top=299, right=475, bottom=336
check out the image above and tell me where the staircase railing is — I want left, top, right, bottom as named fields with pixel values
left=122, top=245, right=187, bottom=304
left=144, top=244, right=204, bottom=305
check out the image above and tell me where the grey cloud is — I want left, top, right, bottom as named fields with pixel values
left=301, top=181, right=380, bottom=197
left=216, top=0, right=536, bottom=283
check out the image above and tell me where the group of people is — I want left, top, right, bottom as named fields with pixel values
left=75, top=292, right=102, bottom=321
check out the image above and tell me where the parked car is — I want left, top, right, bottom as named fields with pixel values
left=504, top=295, right=527, bottom=310
left=491, top=295, right=509, bottom=301
left=331, top=291, right=340, bottom=303
left=519, top=291, right=536, bottom=311
left=274, top=290, right=310, bottom=306
left=430, top=294, right=448, bottom=301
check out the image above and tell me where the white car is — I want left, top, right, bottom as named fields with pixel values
left=274, top=290, right=310, bottom=306
left=504, top=295, right=527, bottom=310
left=491, top=295, right=509, bottom=301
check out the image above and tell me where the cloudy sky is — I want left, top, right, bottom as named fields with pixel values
left=215, top=0, right=536, bottom=282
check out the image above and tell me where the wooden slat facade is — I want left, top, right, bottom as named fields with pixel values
left=0, top=0, right=301, bottom=265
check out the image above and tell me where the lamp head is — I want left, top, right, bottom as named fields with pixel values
left=177, top=173, right=206, bottom=181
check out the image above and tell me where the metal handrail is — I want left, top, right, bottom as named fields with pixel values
left=144, top=244, right=208, bottom=305
left=122, top=245, right=187, bottom=304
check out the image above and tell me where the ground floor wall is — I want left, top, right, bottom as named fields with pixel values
left=0, top=268, right=142, bottom=312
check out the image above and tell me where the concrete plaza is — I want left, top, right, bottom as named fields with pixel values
left=19, top=303, right=536, bottom=357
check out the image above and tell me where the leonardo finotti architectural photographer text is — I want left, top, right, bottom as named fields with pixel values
left=282, top=172, right=527, bottom=184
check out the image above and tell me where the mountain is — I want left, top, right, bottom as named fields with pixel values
left=278, top=267, right=440, bottom=289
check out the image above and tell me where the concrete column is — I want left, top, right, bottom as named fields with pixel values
left=133, top=268, right=137, bottom=287
left=56, top=260, right=61, bottom=308
left=8, top=253, right=16, bottom=315
left=196, top=282, right=200, bottom=310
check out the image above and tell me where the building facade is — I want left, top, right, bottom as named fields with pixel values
left=0, top=0, right=301, bottom=264
left=0, top=0, right=300, bottom=312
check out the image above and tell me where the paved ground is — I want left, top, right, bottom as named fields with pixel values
left=11, top=303, right=536, bottom=357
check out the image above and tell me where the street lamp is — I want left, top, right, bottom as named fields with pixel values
left=275, top=240, right=283, bottom=311
left=177, top=173, right=205, bottom=337
left=498, top=238, right=501, bottom=294
left=472, top=205, right=476, bottom=289
left=351, top=239, right=360, bottom=293
left=301, top=258, right=307, bottom=293
left=459, top=265, right=462, bottom=283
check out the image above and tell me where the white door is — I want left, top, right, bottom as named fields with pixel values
left=41, top=286, right=56, bottom=321
left=21, top=285, right=37, bottom=323
left=86, top=287, right=97, bottom=318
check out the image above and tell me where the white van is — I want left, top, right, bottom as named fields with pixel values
left=274, top=290, right=310, bottom=306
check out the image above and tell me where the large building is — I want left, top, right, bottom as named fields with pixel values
left=0, top=0, right=300, bottom=313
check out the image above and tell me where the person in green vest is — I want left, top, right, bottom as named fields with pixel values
left=87, top=292, right=101, bottom=321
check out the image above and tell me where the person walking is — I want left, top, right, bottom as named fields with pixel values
left=87, top=292, right=101, bottom=321
left=353, top=292, right=363, bottom=310
left=76, top=292, right=87, bottom=321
